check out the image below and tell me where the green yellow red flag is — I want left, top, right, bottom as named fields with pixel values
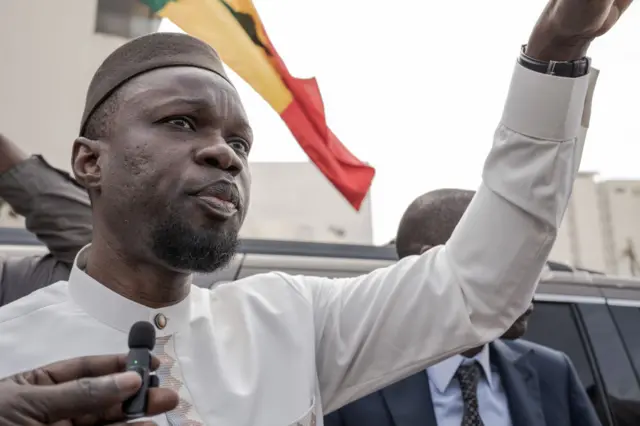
left=140, top=0, right=375, bottom=210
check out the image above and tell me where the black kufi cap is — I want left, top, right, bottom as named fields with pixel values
left=80, top=32, right=231, bottom=136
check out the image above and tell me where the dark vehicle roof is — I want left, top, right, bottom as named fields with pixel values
left=0, top=227, right=610, bottom=274
left=2, top=227, right=639, bottom=303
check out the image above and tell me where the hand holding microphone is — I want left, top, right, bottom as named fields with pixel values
left=0, top=354, right=177, bottom=426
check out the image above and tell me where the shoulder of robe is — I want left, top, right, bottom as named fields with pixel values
left=208, top=271, right=317, bottom=305
left=0, top=280, right=69, bottom=325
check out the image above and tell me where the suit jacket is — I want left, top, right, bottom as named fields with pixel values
left=325, top=339, right=602, bottom=426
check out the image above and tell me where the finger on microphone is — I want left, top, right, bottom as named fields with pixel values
left=145, top=387, right=180, bottom=415
left=43, top=354, right=128, bottom=384
left=39, top=372, right=142, bottom=422
left=43, top=354, right=163, bottom=385
left=149, top=355, right=161, bottom=371
left=73, top=387, right=179, bottom=425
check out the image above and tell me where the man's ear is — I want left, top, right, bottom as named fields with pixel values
left=71, top=137, right=104, bottom=191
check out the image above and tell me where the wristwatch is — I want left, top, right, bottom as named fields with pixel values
left=518, top=44, right=590, bottom=78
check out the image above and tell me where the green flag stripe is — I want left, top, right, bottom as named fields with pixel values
left=139, top=0, right=175, bottom=14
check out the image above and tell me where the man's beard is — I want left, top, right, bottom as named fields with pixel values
left=149, top=208, right=239, bottom=273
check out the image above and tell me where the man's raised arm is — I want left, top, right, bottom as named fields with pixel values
left=289, top=0, right=630, bottom=413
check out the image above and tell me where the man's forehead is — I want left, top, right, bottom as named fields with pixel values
left=125, top=67, right=235, bottom=98
left=120, top=67, right=245, bottom=115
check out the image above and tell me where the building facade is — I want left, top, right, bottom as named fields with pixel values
left=0, top=0, right=159, bottom=172
left=241, top=163, right=373, bottom=243
left=551, top=173, right=640, bottom=277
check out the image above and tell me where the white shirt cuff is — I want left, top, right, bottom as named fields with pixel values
left=501, top=63, right=591, bottom=142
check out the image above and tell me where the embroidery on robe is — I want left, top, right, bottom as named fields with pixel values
left=154, top=336, right=205, bottom=425
left=293, top=408, right=316, bottom=426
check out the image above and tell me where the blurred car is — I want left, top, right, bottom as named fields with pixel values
left=2, top=227, right=639, bottom=425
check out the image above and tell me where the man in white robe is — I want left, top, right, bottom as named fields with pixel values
left=0, top=0, right=631, bottom=425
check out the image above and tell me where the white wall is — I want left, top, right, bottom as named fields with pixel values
left=1, top=0, right=129, bottom=227
left=551, top=173, right=606, bottom=268
left=0, top=0, right=128, bottom=172
left=570, top=174, right=609, bottom=271
left=241, top=162, right=373, bottom=243
left=550, top=173, right=640, bottom=276
left=599, top=181, right=640, bottom=276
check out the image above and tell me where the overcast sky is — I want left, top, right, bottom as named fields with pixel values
left=160, top=0, right=640, bottom=244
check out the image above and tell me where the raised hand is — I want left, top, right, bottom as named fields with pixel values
left=527, top=0, right=633, bottom=61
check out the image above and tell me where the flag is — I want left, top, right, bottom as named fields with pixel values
left=141, top=0, right=375, bottom=210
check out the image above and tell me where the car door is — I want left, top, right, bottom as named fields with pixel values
left=603, top=297, right=640, bottom=426
left=577, top=301, right=640, bottom=426
left=523, top=297, right=615, bottom=425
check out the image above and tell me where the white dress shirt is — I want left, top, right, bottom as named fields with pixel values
left=0, top=63, right=596, bottom=426
left=428, top=345, right=512, bottom=426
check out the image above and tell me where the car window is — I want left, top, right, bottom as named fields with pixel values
left=523, top=301, right=595, bottom=389
left=609, top=306, right=640, bottom=380
left=606, top=305, right=640, bottom=425
left=578, top=303, right=640, bottom=403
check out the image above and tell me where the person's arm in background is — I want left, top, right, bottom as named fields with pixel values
left=0, top=133, right=92, bottom=263
left=0, top=134, right=93, bottom=306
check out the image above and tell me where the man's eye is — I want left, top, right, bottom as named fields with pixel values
left=228, top=139, right=250, bottom=154
left=165, top=117, right=195, bottom=131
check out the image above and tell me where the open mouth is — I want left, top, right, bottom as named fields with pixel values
left=191, top=182, right=240, bottom=220
left=194, top=195, right=238, bottom=219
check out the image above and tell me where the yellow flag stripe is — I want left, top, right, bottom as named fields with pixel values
left=159, top=0, right=293, bottom=113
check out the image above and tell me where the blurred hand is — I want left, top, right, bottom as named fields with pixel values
left=0, top=354, right=178, bottom=426
left=527, top=0, right=633, bottom=61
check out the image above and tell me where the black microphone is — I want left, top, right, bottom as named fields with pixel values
left=123, top=321, right=157, bottom=419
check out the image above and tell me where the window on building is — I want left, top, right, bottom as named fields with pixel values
left=95, top=0, right=161, bottom=39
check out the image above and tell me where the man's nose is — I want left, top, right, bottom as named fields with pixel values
left=194, top=139, right=243, bottom=175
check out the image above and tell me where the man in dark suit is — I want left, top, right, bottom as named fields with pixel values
left=325, top=189, right=601, bottom=426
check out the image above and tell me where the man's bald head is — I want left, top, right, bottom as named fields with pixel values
left=395, top=189, right=475, bottom=259
left=396, top=188, right=535, bottom=343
